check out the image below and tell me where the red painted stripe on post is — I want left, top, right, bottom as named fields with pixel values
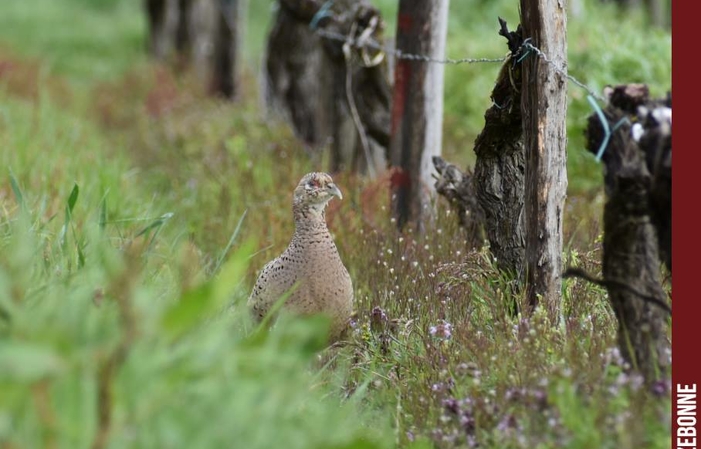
left=391, top=61, right=409, bottom=136
left=390, top=13, right=413, bottom=139
left=397, top=12, right=413, bottom=33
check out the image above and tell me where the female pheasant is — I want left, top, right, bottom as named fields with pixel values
left=248, top=172, right=354, bottom=341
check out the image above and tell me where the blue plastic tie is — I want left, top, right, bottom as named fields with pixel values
left=516, top=49, right=531, bottom=64
left=516, top=39, right=533, bottom=64
left=309, top=0, right=335, bottom=30
left=587, top=95, right=629, bottom=162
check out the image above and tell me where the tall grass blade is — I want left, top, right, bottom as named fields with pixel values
left=8, top=171, right=25, bottom=210
left=99, top=192, right=108, bottom=230
left=213, top=209, right=247, bottom=275
left=66, top=183, right=79, bottom=214
left=135, top=212, right=174, bottom=252
left=59, top=183, right=79, bottom=251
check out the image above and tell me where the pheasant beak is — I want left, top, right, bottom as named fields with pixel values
left=327, top=183, right=343, bottom=200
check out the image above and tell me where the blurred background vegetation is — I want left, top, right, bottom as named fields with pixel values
left=1, top=0, right=670, bottom=448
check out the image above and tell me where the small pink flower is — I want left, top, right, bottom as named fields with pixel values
left=429, top=321, right=453, bottom=340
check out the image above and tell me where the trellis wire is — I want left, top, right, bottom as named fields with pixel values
left=316, top=28, right=507, bottom=65
left=314, top=28, right=605, bottom=102
left=313, top=18, right=634, bottom=166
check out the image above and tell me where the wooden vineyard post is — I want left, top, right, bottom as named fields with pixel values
left=210, top=0, right=244, bottom=99
left=389, top=0, right=450, bottom=231
left=519, top=0, right=568, bottom=320
left=581, top=84, right=671, bottom=383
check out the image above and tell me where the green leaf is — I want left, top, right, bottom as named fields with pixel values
left=66, top=183, right=79, bottom=214
left=135, top=212, right=174, bottom=238
left=161, top=238, right=255, bottom=337
left=161, top=281, right=214, bottom=337
left=212, top=238, right=256, bottom=304
left=322, top=437, right=385, bottom=449
left=0, top=304, right=11, bottom=324
left=0, top=342, right=63, bottom=382
left=59, top=183, right=81, bottom=256
left=243, top=283, right=300, bottom=348
left=8, top=171, right=24, bottom=209
left=135, top=211, right=174, bottom=253
left=99, top=192, right=108, bottom=229
left=272, top=313, right=331, bottom=357
left=76, top=242, right=86, bottom=267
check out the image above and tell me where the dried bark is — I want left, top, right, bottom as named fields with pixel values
left=432, top=156, right=485, bottom=249
left=638, top=92, right=672, bottom=272
left=431, top=18, right=526, bottom=284
left=472, top=19, right=526, bottom=279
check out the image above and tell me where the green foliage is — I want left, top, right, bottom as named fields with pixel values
left=0, top=91, right=393, bottom=449
left=0, top=0, right=146, bottom=86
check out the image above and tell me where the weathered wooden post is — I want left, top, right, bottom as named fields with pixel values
left=142, top=0, right=194, bottom=66
left=579, top=84, right=671, bottom=383
left=432, top=20, right=526, bottom=315
left=519, top=0, right=568, bottom=320
left=320, top=1, right=391, bottom=176
left=389, top=0, right=450, bottom=231
left=648, top=0, right=669, bottom=28
left=144, top=0, right=244, bottom=99
left=472, top=20, right=526, bottom=282
left=175, top=0, right=192, bottom=64
left=609, top=0, right=669, bottom=28
left=263, top=0, right=391, bottom=170
left=210, top=0, right=244, bottom=99
left=264, top=0, right=328, bottom=147
left=145, top=0, right=175, bottom=59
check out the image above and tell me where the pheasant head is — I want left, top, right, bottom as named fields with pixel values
left=293, top=172, right=343, bottom=219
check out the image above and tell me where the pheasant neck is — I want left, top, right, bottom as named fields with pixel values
left=293, top=202, right=330, bottom=230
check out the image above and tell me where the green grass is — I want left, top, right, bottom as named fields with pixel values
left=0, top=86, right=395, bottom=449
left=0, top=0, right=146, bottom=86
left=0, top=0, right=671, bottom=448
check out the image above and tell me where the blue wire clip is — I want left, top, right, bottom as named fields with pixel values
left=310, top=0, right=335, bottom=30
left=587, top=95, right=629, bottom=162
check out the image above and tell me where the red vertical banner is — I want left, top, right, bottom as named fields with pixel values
left=672, top=2, right=698, bottom=448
